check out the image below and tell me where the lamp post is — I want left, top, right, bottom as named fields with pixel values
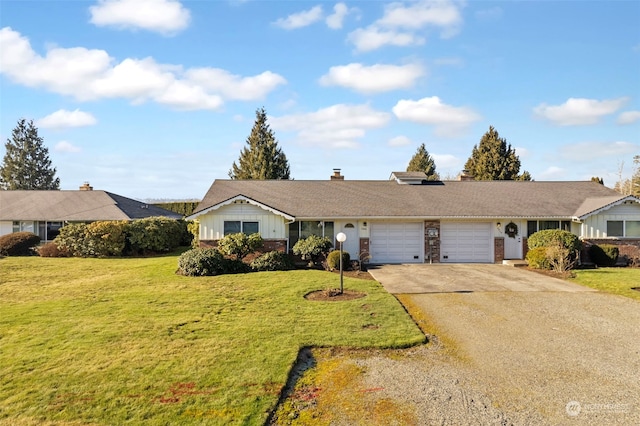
left=336, top=232, right=347, bottom=294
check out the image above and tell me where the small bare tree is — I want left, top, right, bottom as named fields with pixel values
left=546, top=242, right=577, bottom=275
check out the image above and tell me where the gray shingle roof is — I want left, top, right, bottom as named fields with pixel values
left=0, top=190, right=183, bottom=221
left=192, top=179, right=625, bottom=219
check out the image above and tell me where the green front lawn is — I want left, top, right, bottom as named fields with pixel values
left=570, top=267, right=640, bottom=300
left=0, top=256, right=424, bottom=425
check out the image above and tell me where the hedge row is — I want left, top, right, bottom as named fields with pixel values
left=152, top=201, right=200, bottom=217
left=53, top=217, right=192, bottom=257
left=0, top=232, right=41, bottom=256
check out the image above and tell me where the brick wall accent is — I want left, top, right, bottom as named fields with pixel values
left=523, top=237, right=529, bottom=259
left=359, top=238, right=370, bottom=263
left=424, top=220, right=441, bottom=263
left=494, top=237, right=504, bottom=263
left=582, top=238, right=640, bottom=266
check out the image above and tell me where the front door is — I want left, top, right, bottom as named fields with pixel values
left=504, top=221, right=523, bottom=259
left=341, top=223, right=359, bottom=260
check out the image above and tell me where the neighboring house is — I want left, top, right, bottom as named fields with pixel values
left=0, top=183, right=183, bottom=242
left=187, top=170, right=640, bottom=264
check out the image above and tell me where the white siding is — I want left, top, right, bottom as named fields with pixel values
left=0, top=221, right=13, bottom=237
left=581, top=202, right=640, bottom=238
left=198, top=202, right=286, bottom=240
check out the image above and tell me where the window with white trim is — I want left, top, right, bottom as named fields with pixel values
left=288, top=221, right=334, bottom=246
left=223, top=221, right=259, bottom=236
left=526, top=220, right=571, bottom=237
left=607, top=220, right=640, bottom=237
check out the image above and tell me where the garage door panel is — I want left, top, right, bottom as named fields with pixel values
left=370, top=222, right=423, bottom=264
left=441, top=222, right=492, bottom=263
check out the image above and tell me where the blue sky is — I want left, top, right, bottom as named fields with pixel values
left=1, top=0, right=639, bottom=200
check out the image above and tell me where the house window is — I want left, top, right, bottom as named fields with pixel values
left=289, top=221, right=334, bottom=247
left=607, top=221, right=624, bottom=237
left=527, top=220, right=571, bottom=237
left=223, top=221, right=259, bottom=236
left=626, top=221, right=640, bottom=237
left=12, top=221, right=35, bottom=234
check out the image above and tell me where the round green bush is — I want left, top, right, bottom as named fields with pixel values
left=0, top=232, right=41, bottom=256
left=526, top=246, right=550, bottom=269
left=588, top=244, right=619, bottom=266
left=178, top=248, right=225, bottom=276
left=292, top=235, right=333, bottom=261
left=528, top=229, right=582, bottom=253
left=250, top=251, right=294, bottom=271
left=326, top=250, right=351, bottom=271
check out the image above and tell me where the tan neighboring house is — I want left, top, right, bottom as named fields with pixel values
left=0, top=183, right=182, bottom=242
left=187, top=170, right=640, bottom=264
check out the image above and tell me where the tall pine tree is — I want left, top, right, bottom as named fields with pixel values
left=406, top=143, right=440, bottom=180
left=229, top=107, right=291, bottom=180
left=1, top=118, right=60, bottom=190
left=464, top=126, right=531, bottom=181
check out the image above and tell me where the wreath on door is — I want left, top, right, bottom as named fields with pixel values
left=505, top=222, right=518, bottom=238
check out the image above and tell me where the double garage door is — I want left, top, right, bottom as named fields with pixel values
left=370, top=221, right=493, bottom=264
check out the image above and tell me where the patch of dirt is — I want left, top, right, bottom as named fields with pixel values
left=329, top=268, right=376, bottom=280
left=304, top=289, right=367, bottom=301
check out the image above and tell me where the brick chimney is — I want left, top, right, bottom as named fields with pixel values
left=79, top=182, right=93, bottom=191
left=458, top=170, right=474, bottom=181
left=331, top=169, right=344, bottom=180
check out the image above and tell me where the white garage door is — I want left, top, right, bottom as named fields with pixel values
left=441, top=222, right=492, bottom=263
left=370, top=222, right=423, bottom=263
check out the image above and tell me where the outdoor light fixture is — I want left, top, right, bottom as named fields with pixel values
left=336, top=232, right=347, bottom=294
left=497, top=222, right=502, bottom=231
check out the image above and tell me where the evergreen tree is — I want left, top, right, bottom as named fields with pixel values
left=1, top=118, right=60, bottom=190
left=464, top=126, right=530, bottom=181
left=590, top=176, right=604, bottom=185
left=229, top=108, right=291, bottom=180
left=406, top=143, right=440, bottom=180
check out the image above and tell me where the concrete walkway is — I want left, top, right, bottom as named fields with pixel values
left=367, top=263, right=595, bottom=293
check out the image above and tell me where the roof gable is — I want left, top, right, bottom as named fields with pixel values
left=187, top=194, right=294, bottom=221
left=574, top=195, right=640, bottom=219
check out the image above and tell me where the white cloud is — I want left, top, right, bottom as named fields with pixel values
left=475, top=7, right=503, bottom=21
left=559, top=141, right=638, bottom=162
left=0, top=27, right=284, bottom=110
left=538, top=166, right=566, bottom=180
left=388, top=135, right=412, bottom=147
left=433, top=57, right=464, bottom=67
left=348, top=0, right=463, bottom=51
left=89, top=0, right=190, bottom=35
left=319, top=63, right=424, bottom=94
left=37, top=109, right=97, bottom=129
left=55, top=141, right=82, bottom=153
left=514, top=146, right=531, bottom=159
left=273, top=5, right=323, bottom=30
left=392, top=96, right=481, bottom=137
left=432, top=153, right=459, bottom=169
left=617, top=110, right=640, bottom=125
left=533, top=97, right=628, bottom=126
left=270, top=104, right=391, bottom=149
left=185, top=68, right=286, bottom=100
left=326, top=3, right=352, bottom=29
left=348, top=27, right=424, bottom=52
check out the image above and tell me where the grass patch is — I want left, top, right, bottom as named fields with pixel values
left=569, top=267, right=640, bottom=301
left=0, top=256, right=424, bottom=425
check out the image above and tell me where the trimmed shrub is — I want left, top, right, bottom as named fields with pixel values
left=127, top=217, right=185, bottom=254
left=589, top=244, right=619, bottom=267
left=187, top=220, right=200, bottom=248
left=54, top=221, right=128, bottom=257
left=292, top=235, right=333, bottom=262
left=326, top=250, right=351, bottom=271
left=37, top=242, right=71, bottom=257
left=250, top=251, right=295, bottom=271
left=54, top=223, right=89, bottom=256
left=221, top=258, right=252, bottom=274
left=217, top=232, right=264, bottom=260
left=526, top=246, right=550, bottom=269
left=0, top=232, right=41, bottom=256
left=178, top=248, right=225, bottom=276
left=528, top=229, right=582, bottom=253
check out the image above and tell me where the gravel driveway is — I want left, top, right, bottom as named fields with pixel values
left=284, top=267, right=640, bottom=425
